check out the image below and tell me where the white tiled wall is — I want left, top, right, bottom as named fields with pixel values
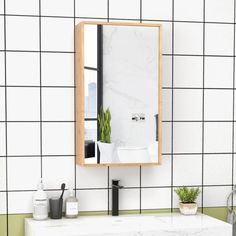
left=0, top=0, right=235, bottom=217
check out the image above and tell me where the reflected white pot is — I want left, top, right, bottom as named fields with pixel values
left=98, top=142, right=114, bottom=164
left=179, top=202, right=198, bottom=215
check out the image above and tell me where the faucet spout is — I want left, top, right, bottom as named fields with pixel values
left=112, top=179, right=123, bottom=216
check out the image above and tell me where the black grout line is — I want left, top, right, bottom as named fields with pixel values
left=163, top=87, right=236, bottom=90
left=4, top=85, right=236, bottom=90
left=2, top=50, right=236, bottom=58
left=163, top=120, right=236, bottom=122
left=2, top=49, right=236, bottom=57
left=39, top=0, right=43, bottom=180
left=73, top=0, right=77, bottom=199
left=3, top=0, right=8, bottom=234
left=0, top=85, right=75, bottom=88
left=139, top=0, right=142, bottom=215
left=107, top=0, right=109, bottom=22
left=2, top=120, right=236, bottom=123
left=201, top=0, right=206, bottom=213
left=107, top=0, right=110, bottom=216
left=170, top=0, right=174, bottom=213
left=0, top=155, right=76, bottom=158
left=232, top=0, right=236, bottom=208
left=3, top=85, right=236, bottom=90
left=3, top=184, right=234, bottom=193
left=140, top=0, right=142, bottom=24
left=0, top=52, right=235, bottom=58
left=0, top=49, right=75, bottom=53
left=2, top=85, right=236, bottom=90
left=0, top=120, right=76, bottom=122
left=2, top=13, right=236, bottom=25
left=85, top=118, right=97, bottom=121
left=0, top=152, right=235, bottom=159
left=163, top=53, right=235, bottom=57
left=162, top=152, right=236, bottom=155
left=84, top=66, right=99, bottom=71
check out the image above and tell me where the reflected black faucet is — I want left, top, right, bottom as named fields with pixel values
left=112, top=180, right=123, bottom=216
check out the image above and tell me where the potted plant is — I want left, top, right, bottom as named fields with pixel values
left=175, top=187, right=200, bottom=215
left=97, top=107, right=114, bottom=163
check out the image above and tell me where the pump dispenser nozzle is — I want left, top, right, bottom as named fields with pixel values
left=37, top=178, right=44, bottom=190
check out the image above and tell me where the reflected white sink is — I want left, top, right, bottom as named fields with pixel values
left=117, top=146, right=151, bottom=163
left=25, top=213, right=232, bottom=236
left=117, top=142, right=158, bottom=163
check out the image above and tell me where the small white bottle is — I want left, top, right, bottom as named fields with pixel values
left=65, top=188, right=78, bottom=218
left=33, top=179, right=48, bottom=220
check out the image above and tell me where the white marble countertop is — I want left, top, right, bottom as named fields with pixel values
left=25, top=213, right=232, bottom=236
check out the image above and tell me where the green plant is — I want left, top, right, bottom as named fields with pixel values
left=98, top=107, right=111, bottom=143
left=175, top=187, right=200, bottom=203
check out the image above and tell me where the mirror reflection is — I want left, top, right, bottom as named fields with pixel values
left=77, top=22, right=162, bottom=166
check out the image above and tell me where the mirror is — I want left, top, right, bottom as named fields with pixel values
left=76, top=22, right=162, bottom=166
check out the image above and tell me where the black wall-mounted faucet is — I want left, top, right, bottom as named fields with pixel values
left=112, top=179, right=123, bottom=216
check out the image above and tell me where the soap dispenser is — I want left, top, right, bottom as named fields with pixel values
left=33, top=179, right=48, bottom=220
left=65, top=188, right=78, bottom=218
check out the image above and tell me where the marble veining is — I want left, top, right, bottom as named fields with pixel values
left=25, top=213, right=232, bottom=236
left=103, top=25, right=159, bottom=148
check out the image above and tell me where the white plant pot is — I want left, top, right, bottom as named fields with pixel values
left=98, top=142, right=114, bottom=164
left=179, top=202, right=198, bottom=215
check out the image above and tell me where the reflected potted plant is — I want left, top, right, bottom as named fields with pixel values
left=175, top=187, right=200, bottom=215
left=98, top=107, right=114, bottom=163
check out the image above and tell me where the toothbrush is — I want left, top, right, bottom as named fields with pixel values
left=60, top=183, right=66, bottom=200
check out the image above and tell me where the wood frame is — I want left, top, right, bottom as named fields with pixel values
left=75, top=21, right=163, bottom=166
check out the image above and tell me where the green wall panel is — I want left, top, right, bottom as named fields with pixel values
left=1, top=208, right=229, bottom=236
left=203, top=207, right=228, bottom=222
left=8, top=214, right=31, bottom=236
left=0, top=215, right=7, bottom=236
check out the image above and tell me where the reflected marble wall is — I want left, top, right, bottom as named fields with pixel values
left=103, top=25, right=159, bottom=149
